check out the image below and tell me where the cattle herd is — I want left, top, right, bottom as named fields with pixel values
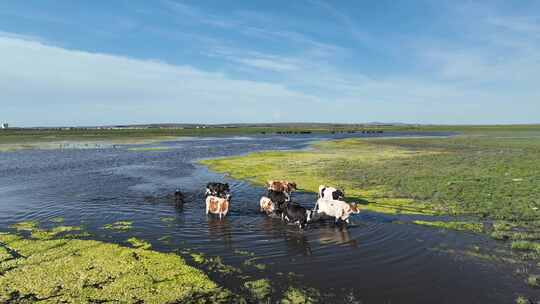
left=203, top=180, right=360, bottom=228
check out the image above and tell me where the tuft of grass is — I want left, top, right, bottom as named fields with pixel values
left=102, top=221, right=133, bottom=231
left=281, top=287, right=319, bottom=304
left=0, top=232, right=231, bottom=303
left=511, top=241, right=540, bottom=253
left=412, top=221, right=484, bottom=233
left=127, top=146, right=170, bottom=152
left=126, top=237, right=152, bottom=250
left=527, top=275, right=540, bottom=288
left=516, top=296, right=532, bottom=304
left=49, top=217, right=65, bottom=223
left=244, top=279, right=272, bottom=301
left=10, top=220, right=81, bottom=240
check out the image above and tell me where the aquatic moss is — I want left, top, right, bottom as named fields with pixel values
left=158, top=235, right=172, bottom=244
left=127, top=146, right=170, bottom=152
left=0, top=232, right=230, bottom=303
left=189, top=253, right=241, bottom=275
left=412, top=221, right=484, bottom=233
left=30, top=225, right=81, bottom=240
left=244, top=279, right=272, bottom=301
left=102, top=221, right=133, bottom=231
left=511, top=241, right=540, bottom=253
left=126, top=237, right=152, bottom=250
left=10, top=221, right=81, bottom=240
left=10, top=221, right=39, bottom=231
left=516, top=296, right=532, bottom=304
left=234, top=249, right=255, bottom=256
left=49, top=217, right=65, bottom=223
left=527, top=275, right=539, bottom=288
left=281, top=287, right=319, bottom=304
left=160, top=216, right=176, bottom=223
left=243, top=258, right=266, bottom=271
left=191, top=252, right=206, bottom=264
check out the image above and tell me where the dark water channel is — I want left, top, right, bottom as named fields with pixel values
left=0, top=133, right=535, bottom=303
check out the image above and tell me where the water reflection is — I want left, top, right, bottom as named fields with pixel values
left=207, top=217, right=233, bottom=248
left=316, top=224, right=358, bottom=248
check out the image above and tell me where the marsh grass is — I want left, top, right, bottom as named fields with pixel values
left=202, top=129, right=540, bottom=282
left=413, top=220, right=484, bottom=233
left=126, top=237, right=152, bottom=249
left=102, top=221, right=133, bottom=231
left=0, top=228, right=232, bottom=302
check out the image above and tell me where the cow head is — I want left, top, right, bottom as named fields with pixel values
left=287, top=182, right=297, bottom=192
left=349, top=202, right=360, bottom=214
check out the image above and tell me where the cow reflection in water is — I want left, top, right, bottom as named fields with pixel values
left=285, top=232, right=312, bottom=256
left=317, top=223, right=358, bottom=248
left=207, top=217, right=233, bottom=248
left=260, top=217, right=312, bottom=256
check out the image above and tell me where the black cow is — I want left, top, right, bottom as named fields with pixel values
left=267, top=190, right=289, bottom=214
left=174, top=189, right=185, bottom=207
left=282, top=202, right=312, bottom=229
left=206, top=182, right=231, bottom=199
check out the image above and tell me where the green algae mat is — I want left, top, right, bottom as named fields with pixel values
left=0, top=232, right=229, bottom=303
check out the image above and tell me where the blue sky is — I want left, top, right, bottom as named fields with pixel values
left=1, top=0, right=539, bottom=126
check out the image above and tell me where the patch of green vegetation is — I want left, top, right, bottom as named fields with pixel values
left=413, top=220, right=484, bottom=233
left=191, top=252, right=206, bottom=264
left=0, top=232, right=232, bottom=303
left=527, top=275, right=540, bottom=288
left=202, top=130, right=540, bottom=236
left=243, top=258, right=266, bottom=271
left=158, top=235, right=172, bottom=244
left=30, top=225, right=82, bottom=240
left=234, top=249, right=255, bottom=256
left=10, top=220, right=81, bottom=240
left=127, top=146, right=170, bottom=152
left=190, top=253, right=241, bottom=275
left=0, top=246, right=11, bottom=262
left=281, top=287, right=319, bottom=304
left=160, top=216, right=176, bottom=223
left=516, top=296, right=533, bottom=304
left=102, top=221, right=133, bottom=231
left=511, top=241, right=540, bottom=253
left=10, top=221, right=39, bottom=231
left=49, top=216, right=65, bottom=223
left=126, top=237, right=152, bottom=250
left=244, top=279, right=272, bottom=301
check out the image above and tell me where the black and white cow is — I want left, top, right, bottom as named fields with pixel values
left=318, top=185, right=345, bottom=201
left=282, top=202, right=312, bottom=229
left=206, top=182, right=231, bottom=199
left=267, top=190, right=289, bottom=214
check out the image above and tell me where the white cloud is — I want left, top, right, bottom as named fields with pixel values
left=0, top=36, right=324, bottom=126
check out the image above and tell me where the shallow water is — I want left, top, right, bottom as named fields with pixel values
left=0, top=132, right=536, bottom=303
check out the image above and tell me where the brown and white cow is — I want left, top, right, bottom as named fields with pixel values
left=315, top=198, right=359, bottom=224
left=267, top=180, right=297, bottom=198
left=205, top=196, right=230, bottom=219
left=259, top=196, right=275, bottom=214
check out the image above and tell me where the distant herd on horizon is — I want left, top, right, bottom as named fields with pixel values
left=174, top=180, right=360, bottom=229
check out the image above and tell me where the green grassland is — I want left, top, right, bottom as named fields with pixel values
left=0, top=224, right=231, bottom=303
left=0, top=220, right=323, bottom=303
left=201, top=126, right=540, bottom=245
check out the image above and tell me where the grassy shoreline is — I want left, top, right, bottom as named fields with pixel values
left=2, top=124, right=539, bottom=152
left=200, top=128, right=540, bottom=241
